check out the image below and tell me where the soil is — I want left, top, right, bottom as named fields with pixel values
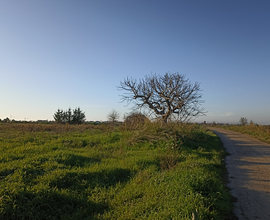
left=208, top=127, right=270, bottom=220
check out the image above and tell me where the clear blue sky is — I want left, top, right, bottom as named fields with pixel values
left=1, top=0, right=269, bottom=124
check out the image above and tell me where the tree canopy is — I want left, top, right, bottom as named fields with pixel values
left=119, top=72, right=206, bottom=123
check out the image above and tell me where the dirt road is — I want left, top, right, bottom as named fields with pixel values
left=208, top=127, right=270, bottom=220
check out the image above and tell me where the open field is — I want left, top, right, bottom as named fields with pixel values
left=215, top=124, right=270, bottom=144
left=0, top=123, right=233, bottom=219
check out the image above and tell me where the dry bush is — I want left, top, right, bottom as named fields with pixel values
left=125, top=120, right=186, bottom=146
left=122, top=112, right=150, bottom=131
left=159, top=152, right=180, bottom=171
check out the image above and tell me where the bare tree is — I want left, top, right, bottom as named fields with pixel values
left=239, top=117, right=248, bottom=126
left=108, top=109, right=120, bottom=122
left=118, top=72, right=206, bottom=123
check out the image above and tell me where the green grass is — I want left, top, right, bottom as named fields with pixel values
left=0, top=123, right=233, bottom=219
left=216, top=124, right=270, bottom=144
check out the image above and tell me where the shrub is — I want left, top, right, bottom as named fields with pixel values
left=123, top=112, right=150, bottom=130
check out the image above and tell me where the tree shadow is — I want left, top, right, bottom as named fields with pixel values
left=2, top=162, right=132, bottom=219
left=49, top=168, right=132, bottom=190
left=62, top=154, right=101, bottom=167
left=1, top=189, right=106, bottom=220
left=20, top=155, right=102, bottom=184
left=0, top=168, right=15, bottom=179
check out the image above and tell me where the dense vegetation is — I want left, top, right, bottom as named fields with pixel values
left=216, top=124, right=270, bottom=144
left=53, top=107, right=86, bottom=124
left=0, top=122, right=233, bottom=219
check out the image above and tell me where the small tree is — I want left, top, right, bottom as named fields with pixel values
left=108, top=109, right=120, bottom=123
left=118, top=72, right=206, bottom=123
left=53, top=109, right=65, bottom=123
left=72, top=107, right=86, bottom=124
left=65, top=108, right=73, bottom=124
left=239, top=117, right=248, bottom=126
left=3, top=117, right=10, bottom=123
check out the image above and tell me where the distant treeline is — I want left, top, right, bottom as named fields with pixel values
left=0, top=119, right=109, bottom=125
left=0, top=107, right=86, bottom=125
left=0, top=118, right=53, bottom=124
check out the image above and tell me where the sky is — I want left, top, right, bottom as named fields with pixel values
left=1, top=0, right=269, bottom=124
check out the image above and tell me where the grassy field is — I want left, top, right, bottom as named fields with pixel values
left=216, top=124, right=270, bottom=144
left=0, top=122, right=233, bottom=219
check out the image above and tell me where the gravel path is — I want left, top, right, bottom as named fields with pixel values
left=208, top=127, right=270, bottom=220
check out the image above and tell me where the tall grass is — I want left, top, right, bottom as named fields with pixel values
left=0, top=122, right=233, bottom=219
left=215, top=124, right=270, bottom=144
